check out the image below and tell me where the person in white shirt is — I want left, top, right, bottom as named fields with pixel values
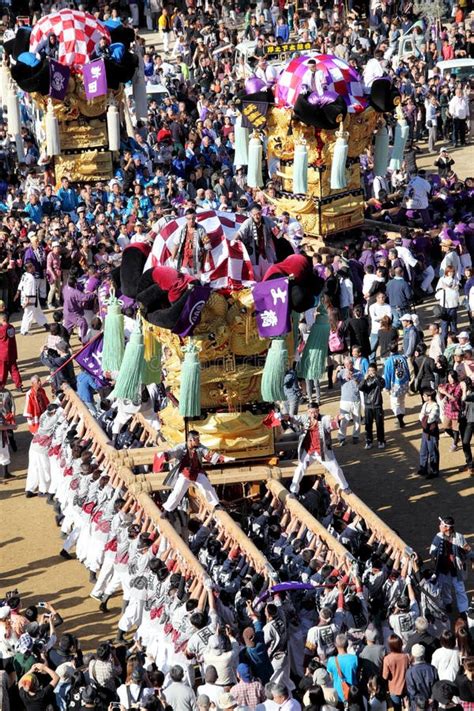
left=363, top=51, right=385, bottom=88
left=430, top=630, right=460, bottom=682
left=448, top=87, right=469, bottom=146
left=255, top=57, right=278, bottom=87
left=428, top=323, right=443, bottom=361
left=339, top=268, right=354, bottom=319
left=302, top=58, right=326, bottom=95
left=271, top=683, right=302, bottom=711
left=404, top=170, right=432, bottom=227
left=369, top=292, right=392, bottom=361
left=15, top=261, right=47, bottom=336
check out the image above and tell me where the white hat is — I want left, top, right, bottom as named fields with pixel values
left=401, top=313, right=413, bottom=322
left=51, top=241, right=60, bottom=248
left=0, top=606, right=11, bottom=620
left=411, top=643, right=426, bottom=658
left=458, top=331, right=470, bottom=340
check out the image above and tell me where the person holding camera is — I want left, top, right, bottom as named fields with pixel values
left=18, top=662, right=59, bottom=710
left=359, top=363, right=386, bottom=450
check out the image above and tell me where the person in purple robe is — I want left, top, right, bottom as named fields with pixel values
left=62, top=276, right=94, bottom=343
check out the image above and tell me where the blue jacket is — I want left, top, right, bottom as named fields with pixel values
left=406, top=662, right=438, bottom=708
left=386, top=277, right=413, bottom=310
left=383, top=353, right=410, bottom=393
left=238, top=620, right=273, bottom=684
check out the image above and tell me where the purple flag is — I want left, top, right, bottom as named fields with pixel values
left=172, top=285, right=211, bottom=338
left=75, top=334, right=108, bottom=387
left=83, top=59, right=107, bottom=100
left=253, top=277, right=291, bottom=338
left=49, top=59, right=70, bottom=100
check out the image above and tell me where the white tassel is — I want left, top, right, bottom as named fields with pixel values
left=7, top=83, right=21, bottom=136
left=293, top=140, right=308, bottom=194
left=45, top=99, right=60, bottom=156
left=247, top=133, right=263, bottom=188
left=107, top=99, right=120, bottom=151
left=234, top=115, right=249, bottom=167
left=389, top=118, right=409, bottom=171
left=330, top=121, right=349, bottom=190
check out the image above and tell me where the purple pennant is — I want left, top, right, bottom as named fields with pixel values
left=172, top=284, right=211, bottom=338
left=253, top=277, right=291, bottom=338
left=49, top=59, right=70, bottom=100
left=83, top=59, right=107, bottom=100
left=75, top=334, right=108, bottom=387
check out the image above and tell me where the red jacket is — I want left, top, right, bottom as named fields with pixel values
left=0, top=323, right=18, bottom=362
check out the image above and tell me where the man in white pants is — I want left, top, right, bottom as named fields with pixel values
left=16, top=261, right=47, bottom=335
left=287, top=403, right=351, bottom=495
left=430, top=515, right=473, bottom=615
left=158, top=431, right=234, bottom=513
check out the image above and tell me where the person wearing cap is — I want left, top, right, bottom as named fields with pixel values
left=401, top=313, right=421, bottom=368
left=429, top=516, right=472, bottom=614
left=240, top=623, right=273, bottom=685
left=18, top=662, right=60, bottom=709
left=219, top=692, right=239, bottom=711
left=406, top=644, right=439, bottom=710
left=435, top=149, right=455, bottom=179
left=16, top=261, right=48, bottom=336
left=456, top=331, right=471, bottom=353
left=231, top=662, right=265, bottom=709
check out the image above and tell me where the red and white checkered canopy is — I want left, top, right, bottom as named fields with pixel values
left=147, top=210, right=255, bottom=290
left=275, top=53, right=368, bottom=113
left=29, top=9, right=111, bottom=68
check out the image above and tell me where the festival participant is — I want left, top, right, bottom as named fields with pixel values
left=24, top=404, right=61, bottom=498
left=170, top=208, right=209, bottom=277
left=383, top=342, right=411, bottom=428
left=236, top=204, right=280, bottom=280
left=15, top=262, right=47, bottom=336
left=23, top=376, right=49, bottom=434
left=429, top=516, right=472, bottom=615
left=159, top=431, right=234, bottom=513
left=0, top=312, right=22, bottom=391
left=287, top=402, right=351, bottom=495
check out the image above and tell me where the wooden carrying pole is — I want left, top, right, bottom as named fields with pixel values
left=265, top=478, right=356, bottom=574
left=60, top=387, right=209, bottom=586
left=190, top=487, right=278, bottom=582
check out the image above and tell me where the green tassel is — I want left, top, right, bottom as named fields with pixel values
left=111, top=321, right=144, bottom=401
left=179, top=341, right=201, bottom=418
left=101, top=294, right=124, bottom=373
left=297, top=305, right=330, bottom=381
left=261, top=337, right=288, bottom=402
left=142, top=327, right=162, bottom=386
